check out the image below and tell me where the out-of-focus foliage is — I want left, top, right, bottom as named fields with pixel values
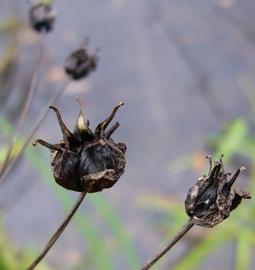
left=0, top=222, right=53, bottom=270
left=0, top=16, right=18, bottom=106
left=0, top=140, right=22, bottom=164
left=210, top=119, right=248, bottom=163
left=0, top=17, right=17, bottom=32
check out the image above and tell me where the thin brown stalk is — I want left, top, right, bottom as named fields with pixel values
left=140, top=218, right=194, bottom=270
left=27, top=191, right=87, bottom=270
left=0, top=79, right=71, bottom=185
left=0, top=46, right=44, bottom=175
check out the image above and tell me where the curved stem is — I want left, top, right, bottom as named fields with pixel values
left=0, top=44, right=44, bottom=175
left=27, top=192, right=87, bottom=270
left=0, top=79, right=71, bottom=185
left=140, top=218, right=194, bottom=270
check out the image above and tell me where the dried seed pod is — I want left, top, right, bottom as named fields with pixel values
left=65, top=41, right=98, bottom=80
left=185, top=155, right=251, bottom=227
left=29, top=2, right=56, bottom=33
left=33, top=101, right=126, bottom=193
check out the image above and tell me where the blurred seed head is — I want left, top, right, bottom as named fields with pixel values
left=64, top=40, right=98, bottom=80
left=29, top=2, right=56, bottom=33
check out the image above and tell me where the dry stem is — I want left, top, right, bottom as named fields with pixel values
left=0, top=45, right=44, bottom=175
left=27, top=191, right=87, bottom=270
left=0, top=79, right=71, bottom=185
left=140, top=218, right=194, bottom=270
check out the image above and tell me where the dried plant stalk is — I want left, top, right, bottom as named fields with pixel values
left=27, top=191, right=86, bottom=270
left=0, top=45, right=44, bottom=175
left=0, top=79, right=71, bottom=185
left=140, top=219, right=194, bottom=270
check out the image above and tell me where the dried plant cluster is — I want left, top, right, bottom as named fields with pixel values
left=33, top=102, right=126, bottom=193
left=0, top=2, right=251, bottom=270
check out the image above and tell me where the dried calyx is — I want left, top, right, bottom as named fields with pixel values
left=29, top=2, right=56, bottom=33
left=185, top=155, right=251, bottom=227
left=65, top=40, right=98, bottom=80
left=33, top=100, right=126, bottom=193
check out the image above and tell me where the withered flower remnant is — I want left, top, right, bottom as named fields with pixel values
left=64, top=42, right=98, bottom=80
left=33, top=101, right=126, bottom=193
left=29, top=2, right=56, bottom=33
left=185, top=156, right=251, bottom=227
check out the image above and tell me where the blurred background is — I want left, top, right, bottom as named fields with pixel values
left=0, top=0, right=255, bottom=269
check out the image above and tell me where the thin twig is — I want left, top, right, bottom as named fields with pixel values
left=140, top=218, right=194, bottom=270
left=0, top=45, right=44, bottom=175
left=0, top=79, right=71, bottom=185
left=27, top=191, right=87, bottom=270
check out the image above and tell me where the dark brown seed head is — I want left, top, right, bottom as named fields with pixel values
left=185, top=156, right=251, bottom=227
left=29, top=3, right=56, bottom=33
left=64, top=42, right=98, bottom=80
left=33, top=101, right=126, bottom=193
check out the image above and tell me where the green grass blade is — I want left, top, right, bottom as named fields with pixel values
left=234, top=229, right=252, bottom=270
left=90, top=195, right=140, bottom=269
left=173, top=227, right=230, bottom=270
left=211, top=118, right=247, bottom=163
